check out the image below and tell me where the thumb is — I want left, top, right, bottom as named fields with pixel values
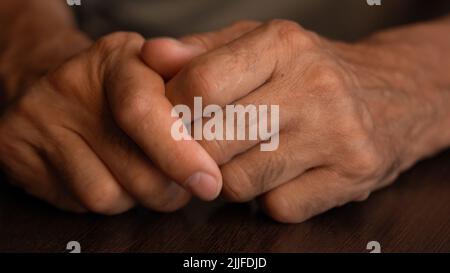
left=140, top=20, right=261, bottom=79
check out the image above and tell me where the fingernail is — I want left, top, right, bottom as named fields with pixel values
left=185, top=172, right=219, bottom=201
left=174, top=39, right=205, bottom=53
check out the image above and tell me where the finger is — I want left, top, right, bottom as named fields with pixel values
left=85, top=126, right=192, bottom=212
left=141, top=20, right=261, bottom=79
left=49, top=128, right=135, bottom=215
left=0, top=110, right=85, bottom=212
left=259, top=168, right=372, bottom=223
left=219, top=133, right=323, bottom=202
left=196, top=80, right=290, bottom=165
left=164, top=20, right=289, bottom=114
left=28, top=159, right=86, bottom=213
left=9, top=155, right=85, bottom=213
left=105, top=36, right=222, bottom=201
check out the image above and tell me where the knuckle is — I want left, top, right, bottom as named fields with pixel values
left=94, top=34, right=122, bottom=55
left=116, top=31, right=144, bottom=42
left=268, top=19, right=303, bottom=33
left=306, top=63, right=348, bottom=93
left=199, top=139, right=230, bottom=165
left=95, top=32, right=143, bottom=54
left=82, top=182, right=125, bottom=215
left=220, top=153, right=286, bottom=202
left=93, top=32, right=144, bottom=64
left=337, top=131, right=384, bottom=179
left=183, top=62, right=217, bottom=100
left=150, top=193, right=191, bottom=213
left=261, top=193, right=299, bottom=223
left=257, top=153, right=286, bottom=190
left=123, top=170, right=152, bottom=197
left=115, top=94, right=149, bottom=127
left=326, top=100, right=384, bottom=180
left=10, top=92, right=36, bottom=120
left=349, top=146, right=384, bottom=178
left=316, top=65, right=345, bottom=88
left=354, top=191, right=371, bottom=202
left=127, top=173, right=191, bottom=213
left=221, top=162, right=253, bottom=202
left=7, top=86, right=50, bottom=130
left=44, top=56, right=102, bottom=106
left=266, top=19, right=314, bottom=49
left=45, top=61, right=85, bottom=97
left=149, top=188, right=191, bottom=213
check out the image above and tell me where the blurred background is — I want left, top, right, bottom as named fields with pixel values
left=74, top=0, right=450, bottom=41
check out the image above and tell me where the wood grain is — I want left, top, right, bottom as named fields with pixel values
left=0, top=149, right=449, bottom=253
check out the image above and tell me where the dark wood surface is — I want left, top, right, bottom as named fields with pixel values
left=0, top=149, right=449, bottom=253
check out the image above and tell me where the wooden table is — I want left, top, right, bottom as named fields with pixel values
left=0, top=149, right=449, bottom=253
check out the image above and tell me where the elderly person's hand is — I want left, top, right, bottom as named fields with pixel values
left=0, top=31, right=223, bottom=214
left=142, top=20, right=450, bottom=223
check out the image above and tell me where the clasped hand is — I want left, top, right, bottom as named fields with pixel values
left=0, top=20, right=433, bottom=223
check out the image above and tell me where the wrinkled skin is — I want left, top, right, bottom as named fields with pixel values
left=1, top=17, right=449, bottom=223
left=142, top=20, right=449, bottom=223
left=0, top=32, right=223, bottom=214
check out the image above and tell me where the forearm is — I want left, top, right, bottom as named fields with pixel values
left=0, top=0, right=91, bottom=104
left=357, top=15, right=450, bottom=166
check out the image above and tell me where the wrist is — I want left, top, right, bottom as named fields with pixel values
left=353, top=30, right=450, bottom=169
left=0, top=27, right=92, bottom=104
